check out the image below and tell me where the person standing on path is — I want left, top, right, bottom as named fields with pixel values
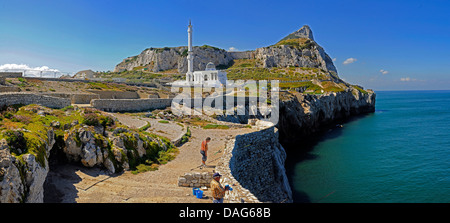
left=200, top=137, right=211, bottom=168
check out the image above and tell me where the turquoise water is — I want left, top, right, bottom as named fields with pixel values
left=286, top=90, right=450, bottom=203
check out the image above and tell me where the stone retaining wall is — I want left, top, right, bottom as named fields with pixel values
left=214, top=126, right=292, bottom=203
left=21, top=77, right=157, bottom=88
left=91, top=95, right=263, bottom=113
left=86, top=90, right=139, bottom=99
left=71, top=93, right=100, bottom=104
left=0, top=72, right=23, bottom=78
left=91, top=98, right=172, bottom=112
left=0, top=92, right=71, bottom=109
left=41, top=92, right=100, bottom=104
left=214, top=135, right=261, bottom=203
left=177, top=172, right=213, bottom=188
left=0, top=86, right=19, bottom=92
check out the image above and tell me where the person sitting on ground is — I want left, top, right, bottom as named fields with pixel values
left=200, top=137, right=211, bottom=168
left=210, top=172, right=229, bottom=203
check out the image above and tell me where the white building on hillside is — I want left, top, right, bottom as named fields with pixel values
left=172, top=21, right=227, bottom=87
left=189, top=62, right=227, bottom=86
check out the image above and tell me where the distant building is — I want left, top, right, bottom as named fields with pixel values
left=73, top=70, right=95, bottom=79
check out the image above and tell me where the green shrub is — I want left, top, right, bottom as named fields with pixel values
left=4, top=130, right=26, bottom=155
left=11, top=115, right=32, bottom=124
left=181, top=49, right=188, bottom=57
left=131, top=163, right=158, bottom=174
left=60, top=105, right=74, bottom=111
left=180, top=127, right=191, bottom=144
left=82, top=113, right=99, bottom=126
left=99, top=115, right=114, bottom=127
left=157, top=150, right=176, bottom=164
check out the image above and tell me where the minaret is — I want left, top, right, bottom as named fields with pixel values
left=186, top=20, right=194, bottom=82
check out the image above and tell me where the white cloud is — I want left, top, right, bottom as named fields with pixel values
left=332, top=58, right=337, bottom=62
left=0, top=63, right=62, bottom=77
left=228, top=47, right=239, bottom=52
left=400, top=77, right=417, bottom=82
left=400, top=77, right=410, bottom=82
left=343, top=58, right=357, bottom=65
left=380, top=69, right=389, bottom=75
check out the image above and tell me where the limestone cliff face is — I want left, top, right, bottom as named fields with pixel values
left=280, top=25, right=315, bottom=41
left=254, top=25, right=338, bottom=79
left=0, top=129, right=55, bottom=203
left=114, top=25, right=338, bottom=80
left=254, top=43, right=338, bottom=79
left=278, top=88, right=376, bottom=144
left=114, top=46, right=235, bottom=73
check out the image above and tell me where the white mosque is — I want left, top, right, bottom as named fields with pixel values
left=172, top=21, right=227, bottom=87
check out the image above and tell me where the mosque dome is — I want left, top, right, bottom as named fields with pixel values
left=205, top=62, right=216, bottom=71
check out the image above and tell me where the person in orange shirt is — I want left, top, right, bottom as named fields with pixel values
left=200, top=137, right=211, bottom=168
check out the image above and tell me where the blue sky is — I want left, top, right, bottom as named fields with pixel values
left=1, top=0, right=450, bottom=90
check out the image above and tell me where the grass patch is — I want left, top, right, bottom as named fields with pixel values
left=60, top=105, right=74, bottom=112
left=275, top=37, right=315, bottom=50
left=158, top=120, right=169, bottom=124
left=131, top=163, right=159, bottom=174
left=203, top=124, right=230, bottom=129
left=352, top=85, right=368, bottom=94
left=139, top=121, right=151, bottom=131
left=180, top=127, right=191, bottom=144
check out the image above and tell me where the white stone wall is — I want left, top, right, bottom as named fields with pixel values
left=177, top=172, right=213, bottom=188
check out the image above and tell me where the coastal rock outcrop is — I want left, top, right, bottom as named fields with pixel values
left=0, top=127, right=55, bottom=203
left=0, top=105, right=173, bottom=203
left=63, top=124, right=170, bottom=173
left=278, top=88, right=376, bottom=144
left=0, top=139, right=24, bottom=203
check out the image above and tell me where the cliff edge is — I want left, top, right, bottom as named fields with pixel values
left=279, top=88, right=376, bottom=145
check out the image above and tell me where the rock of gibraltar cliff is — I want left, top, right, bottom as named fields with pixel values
left=114, top=25, right=339, bottom=81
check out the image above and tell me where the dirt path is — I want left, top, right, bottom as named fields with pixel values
left=46, top=114, right=253, bottom=203
left=110, top=113, right=185, bottom=140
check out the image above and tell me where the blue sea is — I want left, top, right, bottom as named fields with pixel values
left=286, top=90, right=450, bottom=203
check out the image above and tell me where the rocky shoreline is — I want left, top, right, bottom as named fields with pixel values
left=213, top=89, right=376, bottom=203
left=278, top=89, right=376, bottom=146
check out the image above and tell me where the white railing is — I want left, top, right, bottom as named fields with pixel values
left=0, top=69, right=74, bottom=78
